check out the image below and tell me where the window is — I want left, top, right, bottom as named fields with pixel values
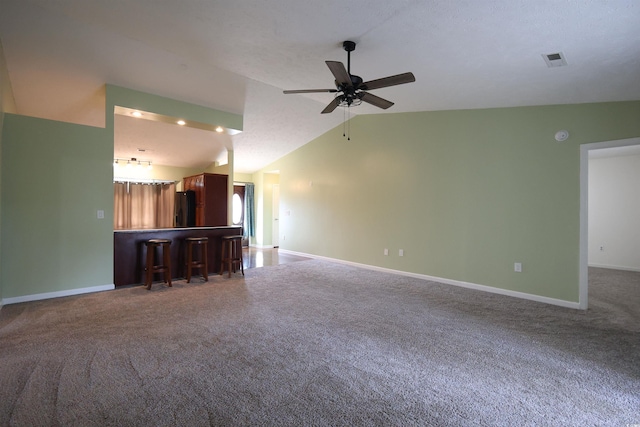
left=232, top=193, right=243, bottom=225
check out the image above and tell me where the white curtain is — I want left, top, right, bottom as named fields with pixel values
left=114, top=182, right=176, bottom=229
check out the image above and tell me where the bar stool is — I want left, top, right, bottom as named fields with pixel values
left=144, top=239, right=172, bottom=290
left=185, top=237, right=208, bottom=283
left=219, top=235, right=244, bottom=278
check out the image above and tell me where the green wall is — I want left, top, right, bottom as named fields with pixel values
left=261, top=173, right=279, bottom=247
left=249, top=171, right=280, bottom=247
left=233, top=173, right=253, bottom=183
left=260, top=101, right=640, bottom=303
left=1, top=114, right=113, bottom=299
left=0, top=38, right=17, bottom=306
left=0, top=84, right=244, bottom=302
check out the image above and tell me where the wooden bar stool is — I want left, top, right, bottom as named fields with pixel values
left=185, top=237, right=208, bottom=283
left=219, top=235, right=244, bottom=278
left=144, top=239, right=172, bottom=290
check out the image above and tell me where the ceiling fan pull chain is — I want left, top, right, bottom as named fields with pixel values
left=347, top=107, right=351, bottom=141
left=343, top=106, right=346, bottom=138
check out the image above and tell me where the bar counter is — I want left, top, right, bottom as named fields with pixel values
left=114, top=226, right=242, bottom=287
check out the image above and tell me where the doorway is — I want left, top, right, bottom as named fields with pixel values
left=272, top=184, right=280, bottom=248
left=233, top=185, right=248, bottom=247
left=579, top=137, right=640, bottom=309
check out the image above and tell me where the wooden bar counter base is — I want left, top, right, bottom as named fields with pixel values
left=114, top=226, right=242, bottom=287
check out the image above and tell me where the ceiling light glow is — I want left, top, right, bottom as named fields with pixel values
left=177, top=120, right=186, bottom=126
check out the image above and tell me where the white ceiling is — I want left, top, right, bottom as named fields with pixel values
left=1, top=0, right=639, bottom=173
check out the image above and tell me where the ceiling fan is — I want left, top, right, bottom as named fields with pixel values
left=283, top=41, right=416, bottom=114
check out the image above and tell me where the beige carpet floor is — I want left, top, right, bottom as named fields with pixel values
left=0, top=261, right=638, bottom=426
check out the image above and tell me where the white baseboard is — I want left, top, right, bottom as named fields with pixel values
left=249, top=244, right=274, bottom=249
left=279, top=249, right=581, bottom=310
left=588, top=263, right=640, bottom=273
left=1, top=284, right=115, bottom=306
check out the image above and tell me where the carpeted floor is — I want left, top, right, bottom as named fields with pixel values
left=0, top=261, right=638, bottom=426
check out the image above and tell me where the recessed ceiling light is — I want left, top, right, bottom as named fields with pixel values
left=131, top=111, right=142, bottom=117
left=215, top=126, right=224, bottom=133
left=177, top=120, right=186, bottom=126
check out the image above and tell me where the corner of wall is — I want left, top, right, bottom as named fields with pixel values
left=0, top=36, right=18, bottom=305
left=0, top=38, right=17, bottom=115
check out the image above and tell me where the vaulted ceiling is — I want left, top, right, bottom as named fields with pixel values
left=1, top=0, right=639, bottom=173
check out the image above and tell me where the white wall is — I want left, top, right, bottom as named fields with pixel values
left=588, top=154, right=640, bottom=271
left=114, top=163, right=203, bottom=191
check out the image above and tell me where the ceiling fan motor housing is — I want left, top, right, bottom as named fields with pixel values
left=336, top=75, right=363, bottom=92
left=343, top=40, right=356, bottom=52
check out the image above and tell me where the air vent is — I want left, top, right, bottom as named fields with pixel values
left=543, top=52, right=567, bottom=67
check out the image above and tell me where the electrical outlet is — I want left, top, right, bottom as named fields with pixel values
left=97, top=210, right=105, bottom=219
left=399, top=249, right=404, bottom=257
left=384, top=248, right=388, bottom=256
left=599, top=246, right=604, bottom=251
left=514, top=262, right=522, bottom=273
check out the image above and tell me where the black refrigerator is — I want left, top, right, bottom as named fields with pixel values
left=175, top=190, right=196, bottom=227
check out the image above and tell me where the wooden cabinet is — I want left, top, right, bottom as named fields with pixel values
left=183, top=173, right=228, bottom=226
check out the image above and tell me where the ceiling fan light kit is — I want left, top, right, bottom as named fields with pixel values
left=283, top=41, right=416, bottom=114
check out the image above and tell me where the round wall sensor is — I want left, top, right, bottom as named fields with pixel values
left=555, top=130, right=569, bottom=142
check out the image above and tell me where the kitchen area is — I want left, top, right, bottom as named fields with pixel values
left=112, top=96, right=246, bottom=287
left=113, top=172, right=243, bottom=287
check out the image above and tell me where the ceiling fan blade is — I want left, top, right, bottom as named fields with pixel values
left=361, top=72, right=415, bottom=91
left=283, top=89, right=338, bottom=94
left=326, top=61, right=352, bottom=88
left=321, top=97, right=341, bottom=114
left=359, top=92, right=394, bottom=109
